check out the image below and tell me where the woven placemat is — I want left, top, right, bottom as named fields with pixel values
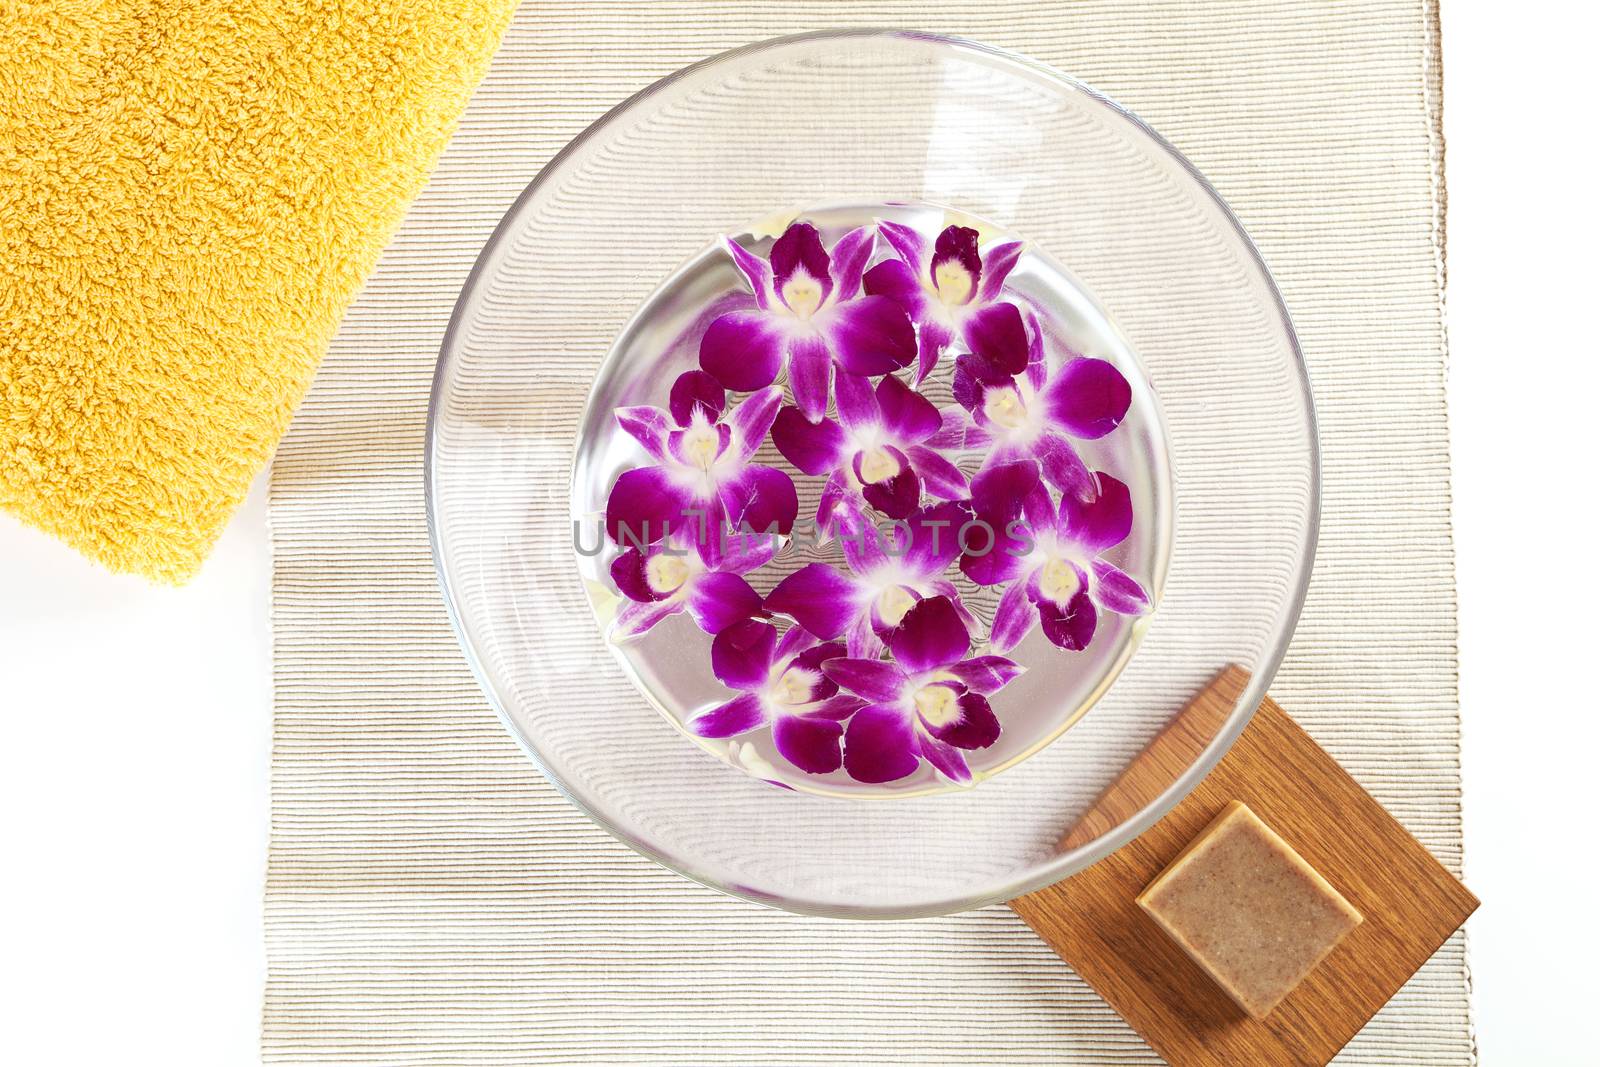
left=266, top=3, right=1466, bottom=1063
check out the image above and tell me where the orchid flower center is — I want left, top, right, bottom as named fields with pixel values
left=781, top=273, right=824, bottom=319
left=857, top=446, right=901, bottom=484
left=771, top=667, right=817, bottom=705
left=645, top=553, right=692, bottom=596
left=913, top=683, right=962, bottom=727
left=982, top=385, right=1029, bottom=431
left=933, top=261, right=975, bottom=305
left=876, top=585, right=917, bottom=627
left=679, top=422, right=721, bottom=471
left=1038, top=557, right=1080, bottom=603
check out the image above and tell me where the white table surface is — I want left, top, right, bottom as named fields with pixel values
left=3, top=7, right=1595, bottom=1063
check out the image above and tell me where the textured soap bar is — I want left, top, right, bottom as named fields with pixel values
left=1137, top=800, right=1362, bottom=1019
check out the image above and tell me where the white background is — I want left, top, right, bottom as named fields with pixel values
left=2, top=6, right=1596, bottom=1063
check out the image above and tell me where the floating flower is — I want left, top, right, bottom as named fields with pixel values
left=763, top=502, right=977, bottom=659
left=821, top=596, right=1022, bottom=784
left=687, top=620, right=867, bottom=775
left=609, top=524, right=779, bottom=639
left=606, top=379, right=797, bottom=545
left=931, top=308, right=1132, bottom=495
left=959, top=459, right=1151, bottom=652
left=770, top=370, right=967, bottom=526
left=701, top=222, right=917, bottom=422
left=862, top=222, right=1025, bottom=383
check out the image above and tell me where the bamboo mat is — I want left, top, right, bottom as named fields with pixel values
left=266, top=2, right=1467, bottom=1063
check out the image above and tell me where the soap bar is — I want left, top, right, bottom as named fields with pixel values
left=1136, top=800, right=1362, bottom=1019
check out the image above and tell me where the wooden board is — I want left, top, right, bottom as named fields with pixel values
left=1009, top=665, right=1477, bottom=1067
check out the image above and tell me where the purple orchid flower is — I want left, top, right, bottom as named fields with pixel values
left=862, top=222, right=1025, bottom=384
left=930, top=306, right=1133, bottom=496
left=687, top=620, right=867, bottom=775
left=606, top=377, right=797, bottom=546
left=762, top=502, right=979, bottom=660
left=700, top=222, right=917, bottom=423
left=820, top=596, right=1023, bottom=785
left=769, top=370, right=968, bottom=527
left=609, top=523, right=779, bottom=639
left=960, top=459, right=1151, bottom=653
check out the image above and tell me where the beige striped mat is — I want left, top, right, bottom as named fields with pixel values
left=266, top=2, right=1467, bottom=1062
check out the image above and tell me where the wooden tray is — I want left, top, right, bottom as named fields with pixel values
left=1009, top=666, right=1477, bottom=1066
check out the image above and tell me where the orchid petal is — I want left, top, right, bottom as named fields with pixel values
left=875, top=372, right=941, bottom=443
left=697, top=526, right=780, bottom=575
left=818, top=296, right=916, bottom=377
left=773, top=623, right=821, bottom=665
left=727, top=386, right=782, bottom=462
left=716, top=464, right=798, bottom=537
left=710, top=619, right=778, bottom=690
left=764, top=562, right=862, bottom=639
left=1037, top=434, right=1093, bottom=496
left=699, top=310, right=786, bottom=392
left=917, top=733, right=973, bottom=784
left=924, top=691, right=1002, bottom=751
left=1021, top=479, right=1055, bottom=534
left=943, top=656, right=1024, bottom=695
left=605, top=466, right=699, bottom=545
left=969, top=459, right=1039, bottom=522
left=685, top=572, right=765, bottom=635
left=609, top=546, right=661, bottom=603
left=827, top=226, right=875, bottom=299
left=1023, top=306, right=1049, bottom=393
left=668, top=370, right=725, bottom=427
left=770, top=406, right=847, bottom=475
left=615, top=406, right=672, bottom=460
left=906, top=445, right=967, bottom=500
left=959, top=522, right=1032, bottom=586
left=1038, top=590, right=1098, bottom=651
left=1060, top=471, right=1134, bottom=551
left=988, top=577, right=1037, bottom=654
left=897, top=500, right=970, bottom=577
left=859, top=463, right=920, bottom=520
left=787, top=640, right=847, bottom=701
left=1090, top=559, right=1152, bottom=616
left=979, top=240, right=1024, bottom=301
left=844, top=612, right=885, bottom=659
left=862, top=257, right=934, bottom=321
left=963, top=301, right=1030, bottom=377
left=815, top=470, right=854, bottom=538
left=689, top=692, right=767, bottom=738
left=835, top=507, right=889, bottom=575
left=876, top=219, right=929, bottom=270
left=888, top=596, right=969, bottom=673
left=821, top=657, right=907, bottom=702
left=771, top=222, right=834, bottom=308
left=914, top=321, right=953, bottom=385
left=843, top=704, right=920, bottom=784
left=806, top=693, right=868, bottom=721
left=927, top=579, right=982, bottom=638
left=927, top=405, right=993, bottom=452
left=723, top=237, right=774, bottom=308
left=1043, top=358, right=1132, bottom=439
left=929, top=225, right=981, bottom=301
left=772, top=715, right=844, bottom=775
left=833, top=369, right=879, bottom=433
left=787, top=333, right=832, bottom=423
left=613, top=597, right=683, bottom=640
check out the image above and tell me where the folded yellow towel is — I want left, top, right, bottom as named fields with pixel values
left=1, top=0, right=518, bottom=581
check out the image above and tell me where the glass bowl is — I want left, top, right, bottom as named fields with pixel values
left=426, top=30, right=1318, bottom=918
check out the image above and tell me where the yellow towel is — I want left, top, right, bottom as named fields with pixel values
left=0, top=0, right=519, bottom=581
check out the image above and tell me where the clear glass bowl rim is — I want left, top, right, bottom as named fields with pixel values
left=424, top=28, right=1322, bottom=919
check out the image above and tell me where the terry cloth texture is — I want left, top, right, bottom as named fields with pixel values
left=0, top=0, right=519, bottom=581
left=266, top=2, right=1467, bottom=1064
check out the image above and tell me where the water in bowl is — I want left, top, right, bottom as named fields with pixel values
left=570, top=202, right=1173, bottom=797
